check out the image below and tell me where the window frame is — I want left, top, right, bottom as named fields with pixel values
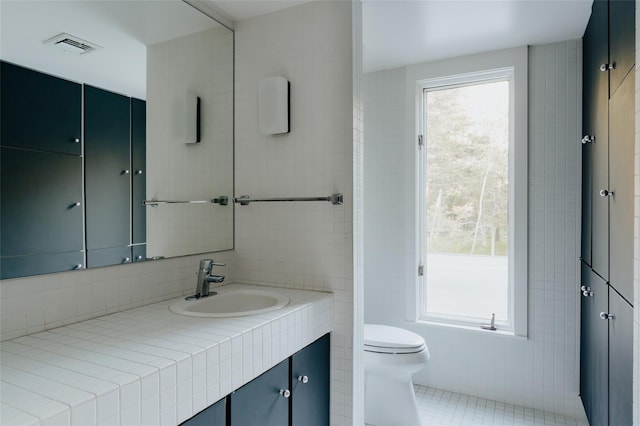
left=410, top=49, right=528, bottom=337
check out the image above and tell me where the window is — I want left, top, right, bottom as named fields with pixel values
left=416, top=65, right=527, bottom=336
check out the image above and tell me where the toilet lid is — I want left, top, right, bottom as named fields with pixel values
left=364, top=324, right=426, bottom=354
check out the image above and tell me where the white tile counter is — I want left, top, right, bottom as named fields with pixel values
left=0, top=284, right=334, bottom=426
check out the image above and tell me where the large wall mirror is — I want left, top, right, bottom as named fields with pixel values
left=0, top=0, right=234, bottom=279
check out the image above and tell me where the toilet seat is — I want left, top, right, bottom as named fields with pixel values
left=364, top=324, right=427, bottom=354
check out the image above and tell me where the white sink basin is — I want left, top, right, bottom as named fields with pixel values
left=169, top=287, right=289, bottom=318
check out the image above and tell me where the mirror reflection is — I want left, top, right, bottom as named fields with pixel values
left=0, top=0, right=234, bottom=279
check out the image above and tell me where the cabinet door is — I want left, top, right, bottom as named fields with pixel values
left=583, top=0, right=610, bottom=280
left=84, top=85, right=131, bottom=252
left=608, top=70, right=634, bottom=304
left=131, top=98, right=146, bottom=245
left=0, top=61, right=81, bottom=155
left=1, top=252, right=84, bottom=280
left=1, top=147, right=83, bottom=269
left=608, top=288, right=633, bottom=426
left=229, top=358, right=289, bottom=426
left=580, top=268, right=608, bottom=426
left=609, top=0, right=635, bottom=94
left=132, top=245, right=147, bottom=263
left=581, top=115, right=593, bottom=266
left=87, top=247, right=132, bottom=269
left=180, top=397, right=226, bottom=426
left=291, top=334, right=330, bottom=426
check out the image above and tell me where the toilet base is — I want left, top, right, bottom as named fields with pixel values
left=364, top=372, right=421, bottom=425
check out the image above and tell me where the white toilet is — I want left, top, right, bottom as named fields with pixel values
left=364, top=324, right=430, bottom=426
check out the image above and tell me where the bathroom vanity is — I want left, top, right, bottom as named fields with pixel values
left=185, top=333, right=330, bottom=426
left=0, top=284, right=333, bottom=426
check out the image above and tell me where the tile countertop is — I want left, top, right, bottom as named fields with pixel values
left=0, top=284, right=334, bottom=426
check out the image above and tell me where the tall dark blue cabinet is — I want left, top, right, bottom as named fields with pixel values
left=0, top=62, right=84, bottom=278
left=85, top=85, right=132, bottom=267
left=0, top=61, right=147, bottom=278
left=580, top=0, right=634, bottom=424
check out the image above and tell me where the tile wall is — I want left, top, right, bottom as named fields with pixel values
left=352, top=0, right=365, bottom=423
left=0, top=252, right=236, bottom=342
left=362, top=40, right=585, bottom=419
left=233, top=2, right=354, bottom=425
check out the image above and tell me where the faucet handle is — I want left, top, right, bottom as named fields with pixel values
left=211, top=262, right=226, bottom=267
left=198, top=259, right=214, bottom=273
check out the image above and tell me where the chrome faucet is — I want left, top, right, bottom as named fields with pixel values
left=187, top=259, right=226, bottom=300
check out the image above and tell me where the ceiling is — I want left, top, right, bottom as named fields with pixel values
left=203, top=0, right=594, bottom=74
left=0, top=0, right=221, bottom=99
left=363, top=0, right=594, bottom=72
left=1, top=0, right=595, bottom=95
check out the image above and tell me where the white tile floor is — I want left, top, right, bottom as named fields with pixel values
left=368, top=385, right=589, bottom=426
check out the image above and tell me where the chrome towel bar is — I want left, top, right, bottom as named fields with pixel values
left=143, top=196, right=228, bottom=206
left=234, top=193, right=343, bottom=206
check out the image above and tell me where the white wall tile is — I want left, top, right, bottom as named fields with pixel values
left=1, top=252, right=236, bottom=342
left=363, top=40, right=585, bottom=419
left=234, top=2, right=354, bottom=424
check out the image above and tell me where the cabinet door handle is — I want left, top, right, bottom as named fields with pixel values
left=73, top=137, right=80, bottom=143
left=599, top=189, right=613, bottom=197
left=74, top=264, right=83, bottom=270
left=279, top=389, right=291, bottom=398
left=581, top=135, right=594, bottom=144
left=600, top=63, right=615, bottom=72
left=122, top=169, right=130, bottom=175
left=69, top=202, right=81, bottom=208
left=135, top=170, right=143, bottom=175
left=580, top=286, right=593, bottom=296
left=136, top=255, right=143, bottom=261
left=600, top=312, right=615, bottom=320
left=123, top=257, right=131, bottom=263
left=297, top=375, right=309, bottom=384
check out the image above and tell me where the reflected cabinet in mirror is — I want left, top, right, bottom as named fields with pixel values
left=0, top=0, right=234, bottom=279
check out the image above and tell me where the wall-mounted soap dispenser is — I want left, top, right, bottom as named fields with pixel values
left=259, top=76, right=289, bottom=135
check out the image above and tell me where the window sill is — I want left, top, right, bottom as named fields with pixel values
left=414, top=319, right=528, bottom=340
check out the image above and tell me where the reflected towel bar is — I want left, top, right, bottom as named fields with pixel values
left=143, top=196, right=228, bottom=206
left=234, top=194, right=343, bottom=206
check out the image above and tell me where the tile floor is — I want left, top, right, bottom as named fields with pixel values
left=368, top=385, right=589, bottom=426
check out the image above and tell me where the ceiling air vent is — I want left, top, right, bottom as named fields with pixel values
left=43, top=33, right=102, bottom=55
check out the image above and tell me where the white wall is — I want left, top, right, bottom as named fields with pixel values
left=147, top=26, right=234, bottom=258
left=363, top=40, right=585, bottom=419
left=233, top=2, right=355, bottom=425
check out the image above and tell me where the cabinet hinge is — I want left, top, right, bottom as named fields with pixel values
left=418, top=265, right=424, bottom=276
left=418, top=134, right=424, bottom=149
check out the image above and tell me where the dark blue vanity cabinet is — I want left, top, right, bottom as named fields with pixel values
left=184, top=334, right=330, bottom=426
left=230, top=357, right=290, bottom=426
left=580, top=1, right=634, bottom=424
left=0, top=62, right=84, bottom=278
left=291, top=333, right=330, bottom=426
left=84, top=85, right=132, bottom=267
left=181, top=397, right=226, bottom=426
